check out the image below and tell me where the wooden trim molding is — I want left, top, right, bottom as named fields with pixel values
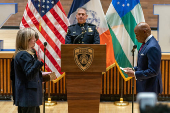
left=0, top=52, right=14, bottom=58
left=161, top=53, right=170, bottom=60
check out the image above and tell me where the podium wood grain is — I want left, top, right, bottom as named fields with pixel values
left=66, top=72, right=101, bottom=113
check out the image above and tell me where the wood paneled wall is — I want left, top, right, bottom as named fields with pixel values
left=0, top=58, right=12, bottom=95
left=160, top=54, right=170, bottom=96
left=0, top=52, right=170, bottom=100
left=1, top=0, right=170, bottom=27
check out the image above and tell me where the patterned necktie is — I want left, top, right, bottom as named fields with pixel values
left=139, top=43, right=145, bottom=53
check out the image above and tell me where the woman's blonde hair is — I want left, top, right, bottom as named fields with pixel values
left=14, top=28, right=39, bottom=57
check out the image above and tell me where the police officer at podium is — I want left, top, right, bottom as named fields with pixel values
left=65, top=7, right=100, bottom=44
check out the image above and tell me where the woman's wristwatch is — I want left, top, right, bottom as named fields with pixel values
left=132, top=67, right=135, bottom=71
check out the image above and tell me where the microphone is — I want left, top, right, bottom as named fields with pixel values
left=81, top=26, right=85, bottom=33
left=44, top=42, right=47, bottom=51
left=73, top=27, right=86, bottom=44
left=131, top=45, right=137, bottom=52
left=44, top=42, right=47, bottom=47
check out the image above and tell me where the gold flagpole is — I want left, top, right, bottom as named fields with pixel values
left=38, top=0, right=56, bottom=106
left=114, top=75, right=129, bottom=106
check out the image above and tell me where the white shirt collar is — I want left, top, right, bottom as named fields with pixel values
left=145, top=34, right=152, bottom=43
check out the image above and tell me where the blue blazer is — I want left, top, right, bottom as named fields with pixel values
left=134, top=36, right=163, bottom=94
left=14, top=51, right=43, bottom=107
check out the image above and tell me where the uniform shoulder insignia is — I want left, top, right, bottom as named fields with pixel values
left=67, top=24, right=76, bottom=34
left=67, top=25, right=74, bottom=34
left=96, top=28, right=99, bottom=33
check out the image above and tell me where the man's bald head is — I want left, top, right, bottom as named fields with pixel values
left=134, top=22, right=151, bottom=43
left=135, top=22, right=151, bottom=34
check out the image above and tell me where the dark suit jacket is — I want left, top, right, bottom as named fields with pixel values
left=134, top=36, right=163, bottom=94
left=14, top=51, right=43, bottom=107
left=65, top=23, right=100, bottom=44
left=10, top=49, right=39, bottom=105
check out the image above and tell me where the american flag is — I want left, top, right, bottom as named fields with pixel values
left=20, top=0, right=69, bottom=82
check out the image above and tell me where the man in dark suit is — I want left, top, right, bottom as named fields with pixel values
left=65, top=7, right=100, bottom=44
left=124, top=22, right=163, bottom=94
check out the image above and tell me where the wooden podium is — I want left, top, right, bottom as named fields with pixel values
left=61, top=44, right=106, bottom=113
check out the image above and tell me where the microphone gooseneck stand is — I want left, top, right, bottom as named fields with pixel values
left=43, top=43, right=57, bottom=107
left=43, top=42, right=47, bottom=113
left=131, top=45, right=137, bottom=113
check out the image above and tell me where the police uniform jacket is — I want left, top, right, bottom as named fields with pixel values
left=65, top=23, right=100, bottom=44
left=14, top=51, right=43, bottom=107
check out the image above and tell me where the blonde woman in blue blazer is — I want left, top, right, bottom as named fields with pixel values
left=14, top=28, right=44, bottom=113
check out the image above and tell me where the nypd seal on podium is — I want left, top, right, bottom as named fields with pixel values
left=74, top=47, right=94, bottom=71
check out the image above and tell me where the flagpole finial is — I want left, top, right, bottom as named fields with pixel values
left=39, top=22, right=41, bottom=31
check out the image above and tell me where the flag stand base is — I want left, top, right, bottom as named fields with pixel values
left=114, top=98, right=129, bottom=106
left=45, top=98, right=57, bottom=106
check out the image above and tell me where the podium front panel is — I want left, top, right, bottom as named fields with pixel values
left=61, top=44, right=106, bottom=72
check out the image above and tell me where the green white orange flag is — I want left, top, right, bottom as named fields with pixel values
left=68, top=0, right=115, bottom=71
left=106, top=0, right=145, bottom=81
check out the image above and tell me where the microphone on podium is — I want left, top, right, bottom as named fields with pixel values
left=44, top=42, right=47, bottom=47
left=73, top=27, right=86, bottom=44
